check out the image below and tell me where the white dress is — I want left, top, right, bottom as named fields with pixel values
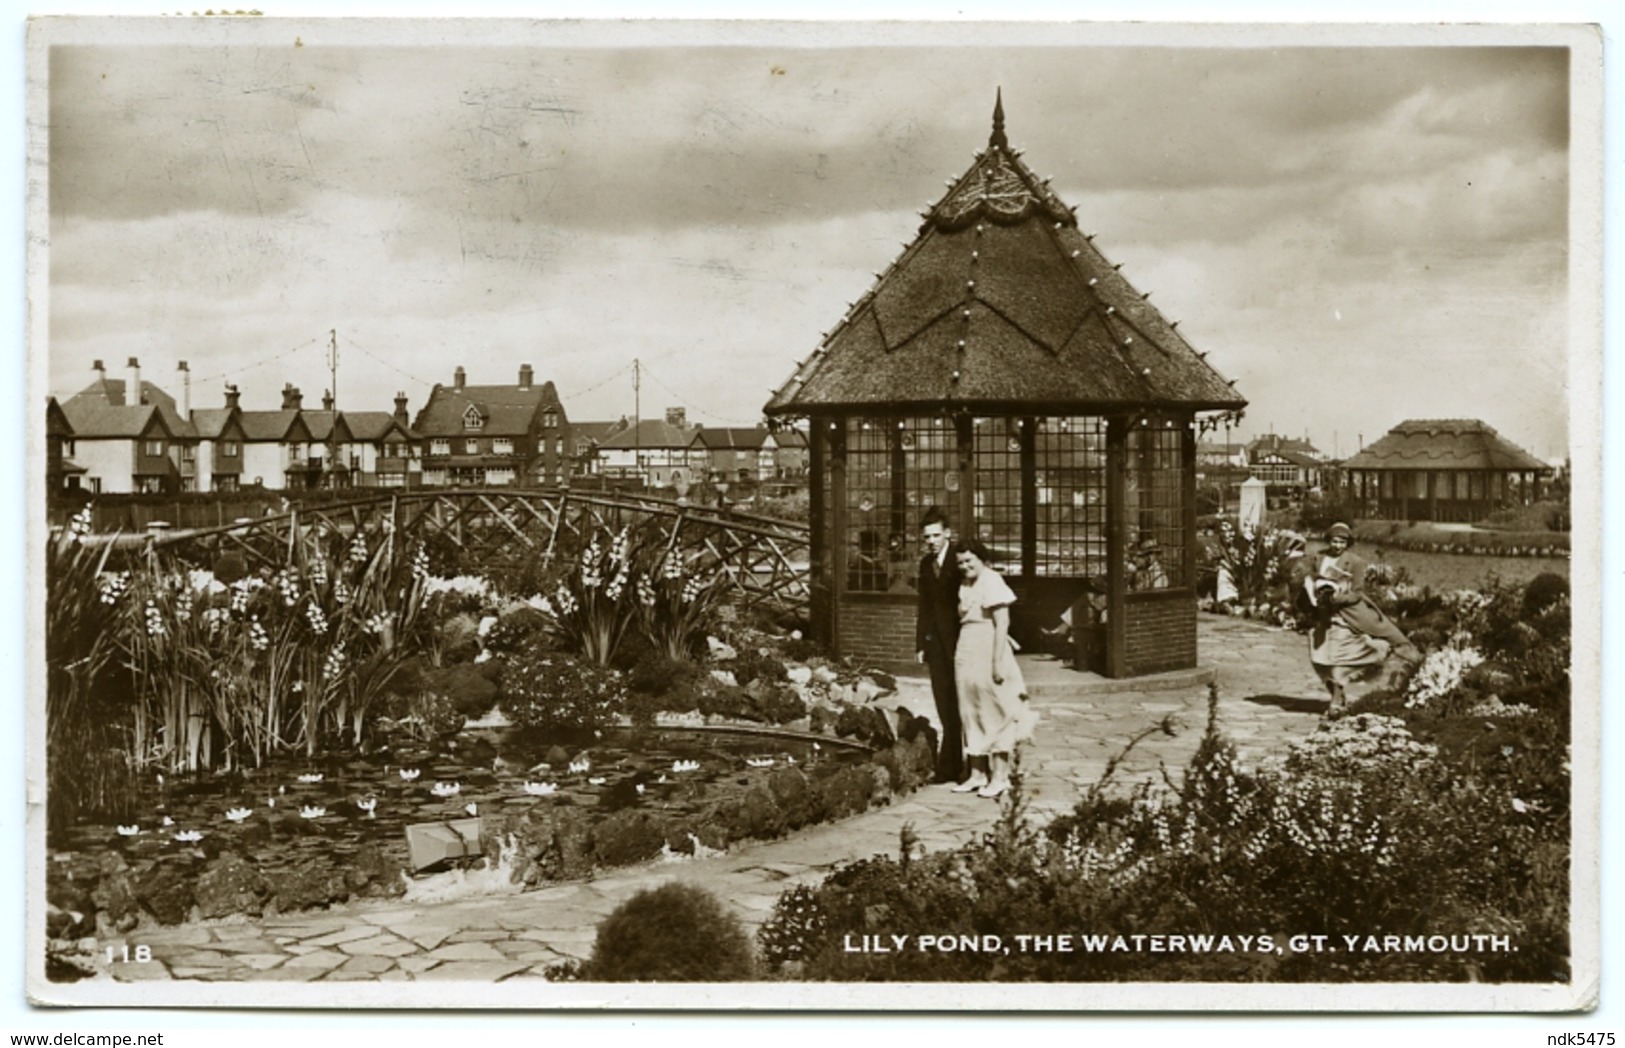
left=953, top=570, right=1037, bottom=755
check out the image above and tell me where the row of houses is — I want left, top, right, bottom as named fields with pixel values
left=46, top=358, right=808, bottom=496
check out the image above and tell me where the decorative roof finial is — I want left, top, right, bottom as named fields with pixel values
left=989, top=87, right=1008, bottom=151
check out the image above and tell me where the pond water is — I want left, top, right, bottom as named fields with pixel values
left=53, top=725, right=870, bottom=878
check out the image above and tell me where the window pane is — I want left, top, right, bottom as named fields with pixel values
left=972, top=418, right=1022, bottom=576
left=1034, top=416, right=1106, bottom=577
left=1125, top=420, right=1186, bottom=589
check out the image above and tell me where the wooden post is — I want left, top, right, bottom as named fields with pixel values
left=1019, top=417, right=1037, bottom=581
left=808, top=423, right=830, bottom=649
left=955, top=414, right=975, bottom=547
left=828, top=419, right=848, bottom=657
left=1181, top=417, right=1197, bottom=590
left=1105, top=416, right=1128, bottom=678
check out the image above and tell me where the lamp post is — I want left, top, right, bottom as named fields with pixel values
left=711, top=470, right=730, bottom=511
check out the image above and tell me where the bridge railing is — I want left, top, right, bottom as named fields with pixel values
left=148, top=487, right=812, bottom=613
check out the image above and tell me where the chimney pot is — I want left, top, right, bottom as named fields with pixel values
left=126, top=358, right=143, bottom=406
left=454, top=366, right=466, bottom=390
left=282, top=384, right=303, bottom=411
left=92, top=359, right=105, bottom=374
left=519, top=363, right=534, bottom=390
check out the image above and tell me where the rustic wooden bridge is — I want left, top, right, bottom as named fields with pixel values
left=147, top=488, right=813, bottom=612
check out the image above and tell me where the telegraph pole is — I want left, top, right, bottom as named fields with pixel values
left=328, top=328, right=340, bottom=489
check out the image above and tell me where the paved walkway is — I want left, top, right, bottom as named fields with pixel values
left=102, top=615, right=1332, bottom=983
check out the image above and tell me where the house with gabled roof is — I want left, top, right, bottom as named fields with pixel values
left=762, top=426, right=809, bottom=481
left=597, top=416, right=698, bottom=489
left=188, top=383, right=248, bottom=493
left=341, top=394, right=420, bottom=488
left=61, top=358, right=198, bottom=494
left=566, top=419, right=630, bottom=477
left=688, top=427, right=771, bottom=484
left=238, top=385, right=319, bottom=491
left=45, top=396, right=82, bottom=494
left=1341, top=419, right=1553, bottom=523
left=412, top=365, right=569, bottom=487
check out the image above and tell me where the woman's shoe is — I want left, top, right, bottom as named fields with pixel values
left=951, top=773, right=989, bottom=793
left=977, top=781, right=1008, bottom=799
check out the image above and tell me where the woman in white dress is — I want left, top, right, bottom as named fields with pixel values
left=949, top=541, right=1037, bottom=798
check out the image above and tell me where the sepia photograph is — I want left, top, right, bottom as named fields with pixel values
left=22, top=15, right=1603, bottom=1013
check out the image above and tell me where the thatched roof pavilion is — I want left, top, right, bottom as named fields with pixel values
left=765, top=93, right=1246, bottom=677
left=1341, top=419, right=1553, bottom=523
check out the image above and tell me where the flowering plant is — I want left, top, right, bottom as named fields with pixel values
left=1405, top=644, right=1486, bottom=710
left=534, top=526, right=640, bottom=665
left=637, top=547, right=727, bottom=661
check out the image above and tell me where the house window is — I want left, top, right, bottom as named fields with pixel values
left=138, top=476, right=163, bottom=494
left=286, top=443, right=304, bottom=463
left=181, top=445, right=196, bottom=463
left=220, top=441, right=239, bottom=458
left=576, top=439, right=591, bottom=456
left=422, top=469, right=447, bottom=486
left=492, top=438, right=514, bottom=455
left=145, top=439, right=165, bottom=457
left=542, top=411, right=559, bottom=429
left=63, top=439, right=76, bottom=457
left=486, top=467, right=515, bottom=486
left=88, top=477, right=102, bottom=494
left=181, top=477, right=196, bottom=493
left=215, top=475, right=239, bottom=493
left=378, top=473, right=406, bottom=488
left=463, top=405, right=483, bottom=430
left=554, top=437, right=564, bottom=455
left=430, top=439, right=451, bottom=456
left=465, top=438, right=481, bottom=455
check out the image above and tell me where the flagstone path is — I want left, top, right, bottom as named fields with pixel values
left=100, top=615, right=1335, bottom=983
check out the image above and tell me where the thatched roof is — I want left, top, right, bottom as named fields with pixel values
left=765, top=93, right=1246, bottom=418
left=1341, top=419, right=1550, bottom=472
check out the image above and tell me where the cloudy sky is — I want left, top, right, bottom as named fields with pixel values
left=43, top=22, right=1578, bottom=459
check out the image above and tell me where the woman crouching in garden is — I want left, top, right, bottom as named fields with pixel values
left=1295, top=522, right=1423, bottom=713
left=950, top=540, right=1038, bottom=798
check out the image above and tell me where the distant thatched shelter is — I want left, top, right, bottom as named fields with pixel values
left=764, top=94, right=1246, bottom=677
left=1341, top=419, right=1553, bottom=523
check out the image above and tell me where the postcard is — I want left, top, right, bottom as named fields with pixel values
left=24, top=16, right=1602, bottom=1011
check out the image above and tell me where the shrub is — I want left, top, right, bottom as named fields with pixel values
left=499, top=640, right=627, bottom=733
left=583, top=882, right=756, bottom=981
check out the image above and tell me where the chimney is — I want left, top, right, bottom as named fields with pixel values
left=92, top=359, right=106, bottom=383
left=393, top=391, right=409, bottom=425
left=126, top=357, right=142, bottom=406
left=282, top=383, right=303, bottom=410
left=454, top=366, right=466, bottom=390
left=322, top=389, right=335, bottom=412
left=225, top=384, right=241, bottom=411
left=177, top=360, right=191, bottom=417
left=665, top=406, right=687, bottom=429
left=518, top=364, right=533, bottom=391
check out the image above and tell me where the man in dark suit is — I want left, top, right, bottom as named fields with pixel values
left=915, top=507, right=963, bottom=784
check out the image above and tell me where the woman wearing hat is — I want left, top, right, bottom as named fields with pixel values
left=1295, top=522, right=1421, bottom=712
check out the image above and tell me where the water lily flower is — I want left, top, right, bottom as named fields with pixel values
left=568, top=758, right=591, bottom=775
left=297, top=773, right=324, bottom=784
left=160, top=815, right=174, bottom=827
left=464, top=801, right=479, bottom=816
left=746, top=758, right=774, bottom=769
left=300, top=805, right=327, bottom=819
left=356, top=797, right=378, bottom=817
left=635, top=783, right=646, bottom=796
left=587, top=776, right=607, bottom=786
left=671, top=759, right=700, bottom=773
left=225, top=807, right=253, bottom=823
left=523, top=781, right=558, bottom=796
left=399, top=768, right=421, bottom=782
left=431, top=781, right=462, bottom=798
left=173, top=830, right=204, bottom=843
left=115, top=825, right=141, bottom=837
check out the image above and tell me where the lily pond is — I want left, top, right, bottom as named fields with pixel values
left=65, top=723, right=863, bottom=853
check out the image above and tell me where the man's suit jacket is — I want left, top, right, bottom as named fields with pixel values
left=916, top=551, right=961, bottom=658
